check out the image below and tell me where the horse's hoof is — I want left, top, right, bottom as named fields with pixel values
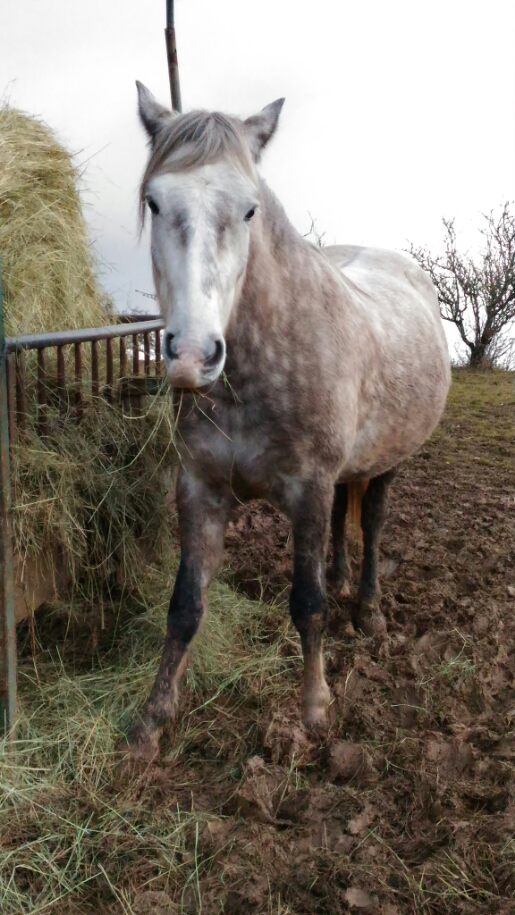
left=303, top=707, right=329, bottom=738
left=302, top=684, right=331, bottom=736
left=116, top=729, right=160, bottom=778
left=353, top=601, right=387, bottom=639
left=327, top=571, right=351, bottom=599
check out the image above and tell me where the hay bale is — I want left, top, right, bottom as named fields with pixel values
left=0, top=105, right=109, bottom=335
left=12, top=392, right=176, bottom=613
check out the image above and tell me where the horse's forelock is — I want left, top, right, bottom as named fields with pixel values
left=139, top=110, right=255, bottom=223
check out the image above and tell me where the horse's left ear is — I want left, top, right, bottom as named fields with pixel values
left=243, top=98, right=285, bottom=161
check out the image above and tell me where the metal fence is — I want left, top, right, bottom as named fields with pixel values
left=0, top=294, right=164, bottom=736
left=5, top=316, right=164, bottom=441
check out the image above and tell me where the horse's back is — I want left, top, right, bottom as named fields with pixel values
left=323, top=244, right=439, bottom=315
left=323, top=243, right=445, bottom=352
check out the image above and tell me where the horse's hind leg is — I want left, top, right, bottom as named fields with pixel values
left=353, top=468, right=396, bottom=638
left=288, top=479, right=334, bottom=732
left=327, top=483, right=351, bottom=597
left=124, top=469, right=231, bottom=764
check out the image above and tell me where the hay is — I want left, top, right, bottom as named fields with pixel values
left=0, top=569, right=293, bottom=914
left=12, top=388, right=177, bottom=612
left=0, top=105, right=108, bottom=335
left=0, top=105, right=174, bottom=612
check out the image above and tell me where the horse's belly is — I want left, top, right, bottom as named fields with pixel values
left=340, top=365, right=449, bottom=480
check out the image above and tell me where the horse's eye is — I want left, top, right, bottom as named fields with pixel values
left=244, top=207, right=256, bottom=221
left=147, top=197, right=159, bottom=215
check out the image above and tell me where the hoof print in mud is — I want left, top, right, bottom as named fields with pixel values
left=327, top=740, right=369, bottom=783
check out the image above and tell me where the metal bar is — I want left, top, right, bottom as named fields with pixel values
left=74, top=342, right=83, bottom=419
left=15, top=351, right=27, bottom=432
left=155, top=328, right=161, bottom=374
left=6, top=355, right=16, bottom=448
left=0, top=269, right=17, bottom=737
left=119, top=337, right=127, bottom=379
left=132, top=334, right=140, bottom=376
left=117, top=312, right=160, bottom=324
left=57, top=345, right=65, bottom=415
left=57, top=345, right=65, bottom=390
left=119, top=337, right=127, bottom=407
left=165, top=0, right=182, bottom=111
left=6, top=318, right=163, bottom=354
left=105, top=338, right=113, bottom=403
left=91, top=340, right=99, bottom=398
left=143, top=332, right=151, bottom=376
left=37, top=348, right=47, bottom=436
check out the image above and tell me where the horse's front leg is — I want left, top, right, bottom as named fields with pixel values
left=125, top=469, right=231, bottom=763
left=288, top=480, right=334, bottom=732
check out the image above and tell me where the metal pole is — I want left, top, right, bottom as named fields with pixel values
left=0, top=266, right=17, bottom=738
left=165, top=0, right=182, bottom=112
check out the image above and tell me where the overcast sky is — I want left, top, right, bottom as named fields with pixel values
left=2, top=0, right=515, bottom=328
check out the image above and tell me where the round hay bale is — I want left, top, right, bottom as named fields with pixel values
left=0, top=106, right=109, bottom=334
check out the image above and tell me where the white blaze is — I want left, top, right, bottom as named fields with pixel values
left=145, top=162, right=258, bottom=387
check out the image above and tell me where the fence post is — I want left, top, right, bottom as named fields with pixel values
left=0, top=267, right=17, bottom=737
left=165, top=0, right=182, bottom=112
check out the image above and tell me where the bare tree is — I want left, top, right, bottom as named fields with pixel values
left=304, top=213, right=326, bottom=248
left=408, top=203, right=515, bottom=368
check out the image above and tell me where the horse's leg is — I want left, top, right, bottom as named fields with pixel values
left=125, top=469, right=230, bottom=762
left=353, top=468, right=396, bottom=637
left=288, top=480, right=333, bottom=732
left=327, top=483, right=351, bottom=596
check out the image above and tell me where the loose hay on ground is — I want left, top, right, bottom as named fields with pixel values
left=0, top=574, right=297, bottom=915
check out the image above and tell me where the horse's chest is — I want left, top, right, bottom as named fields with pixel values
left=178, top=407, right=278, bottom=498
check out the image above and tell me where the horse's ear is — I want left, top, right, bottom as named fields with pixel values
left=243, top=98, right=285, bottom=161
left=136, top=81, right=177, bottom=140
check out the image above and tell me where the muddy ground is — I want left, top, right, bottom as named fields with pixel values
left=198, top=371, right=514, bottom=914
left=140, top=371, right=515, bottom=914
left=5, top=370, right=515, bottom=914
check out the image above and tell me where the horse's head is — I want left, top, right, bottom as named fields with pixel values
left=136, top=83, right=284, bottom=389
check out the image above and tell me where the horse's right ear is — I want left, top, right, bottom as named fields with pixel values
left=136, top=81, right=177, bottom=140
left=243, top=98, right=285, bottom=161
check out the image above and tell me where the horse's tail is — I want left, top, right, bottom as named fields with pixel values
left=347, top=480, right=369, bottom=538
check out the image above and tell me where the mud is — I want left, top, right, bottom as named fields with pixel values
left=183, top=373, right=515, bottom=913
left=13, top=373, right=514, bottom=914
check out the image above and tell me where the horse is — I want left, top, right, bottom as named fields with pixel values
left=126, top=82, right=450, bottom=762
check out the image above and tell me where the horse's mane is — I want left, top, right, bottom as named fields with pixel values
left=139, top=110, right=254, bottom=221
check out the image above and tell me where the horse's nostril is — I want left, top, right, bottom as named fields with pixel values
left=164, top=332, right=177, bottom=360
left=204, top=338, right=225, bottom=369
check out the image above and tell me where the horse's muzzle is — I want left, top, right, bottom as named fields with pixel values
left=164, top=333, right=226, bottom=389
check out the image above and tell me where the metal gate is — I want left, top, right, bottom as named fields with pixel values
left=0, top=271, right=17, bottom=736
left=0, top=273, right=163, bottom=737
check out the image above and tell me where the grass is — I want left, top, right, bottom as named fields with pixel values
left=434, top=368, right=515, bottom=447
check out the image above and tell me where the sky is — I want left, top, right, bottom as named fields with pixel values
left=2, top=0, right=515, bottom=334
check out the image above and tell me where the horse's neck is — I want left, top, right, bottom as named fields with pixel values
left=227, top=181, right=318, bottom=365
left=248, top=180, right=305, bottom=291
